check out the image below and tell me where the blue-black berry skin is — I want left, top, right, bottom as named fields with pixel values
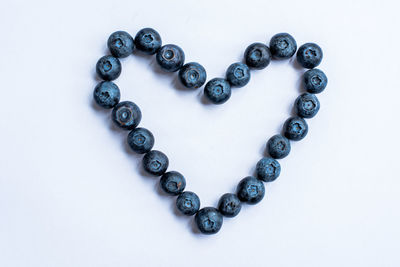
left=256, top=157, right=281, bottom=182
left=217, top=193, right=241, bottom=217
left=244, top=42, right=271, bottom=69
left=283, top=117, right=308, bottom=141
left=134, top=28, right=162, bottom=55
left=236, top=176, right=265, bottom=204
left=176, top=191, right=200, bottom=216
left=269, top=33, right=297, bottom=59
left=127, top=127, right=154, bottom=154
left=93, top=81, right=120, bottom=109
left=297, top=43, right=323, bottom=69
left=156, top=44, right=185, bottom=72
left=112, top=101, right=142, bottom=130
left=96, top=55, right=122, bottom=81
left=195, top=207, right=223, bottom=235
left=160, top=171, right=186, bottom=196
left=226, top=62, right=251, bottom=87
left=204, top=78, right=232, bottom=104
left=107, top=31, right=135, bottom=58
left=143, top=150, right=169, bottom=176
left=303, top=69, right=327, bottom=94
left=267, top=134, right=291, bottom=159
left=178, top=62, right=207, bottom=89
left=295, top=93, right=320, bottom=118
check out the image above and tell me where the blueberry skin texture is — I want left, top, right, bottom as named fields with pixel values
left=127, top=127, right=154, bottom=154
left=256, top=157, right=281, bottom=182
left=226, top=62, right=251, bottom=87
left=143, top=150, right=169, bottom=176
left=297, top=43, right=323, bottom=69
left=303, top=69, right=328, bottom=94
left=204, top=78, right=232, bottom=104
left=295, top=93, right=320, bottom=118
left=156, top=44, right=185, bottom=72
left=160, top=171, right=186, bottom=196
left=176, top=191, right=200, bottom=216
left=96, top=55, right=122, bottom=81
left=134, top=28, right=162, bottom=55
left=267, top=134, right=291, bottom=159
left=236, top=176, right=265, bottom=204
left=269, top=33, right=297, bottom=59
left=107, top=31, right=135, bottom=58
left=244, top=42, right=271, bottom=69
left=217, top=193, right=241, bottom=218
left=112, top=101, right=142, bottom=130
left=93, top=81, right=120, bottom=109
left=283, top=117, right=308, bottom=141
left=195, top=207, right=223, bottom=235
left=178, top=62, right=207, bottom=89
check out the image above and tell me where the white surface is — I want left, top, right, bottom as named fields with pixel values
left=0, top=0, right=399, bottom=266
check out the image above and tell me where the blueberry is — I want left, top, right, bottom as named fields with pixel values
left=226, top=62, right=251, bottom=87
left=195, top=207, right=223, bottom=234
left=112, top=101, right=142, bottom=130
left=176, top=191, right=200, bottom=216
left=267, top=134, right=291, bottom=159
left=297, top=43, right=323, bottom=69
left=204, top=78, right=231, bottom=104
left=295, top=93, right=320, bottom=118
left=236, top=176, right=265, bottom=204
left=269, top=33, right=297, bottom=59
left=93, top=81, right=120, bottom=109
left=96, top=55, right=122, bottom=81
left=160, top=171, right=186, bottom=196
left=217, top=193, right=241, bottom=217
left=107, top=31, right=134, bottom=58
left=127, top=127, right=154, bottom=154
left=156, top=44, right=185, bottom=72
left=143, top=150, right=169, bottom=176
left=134, top=28, right=162, bottom=55
left=256, top=157, right=281, bottom=182
left=244, top=42, right=271, bottom=69
left=178, top=62, right=207, bottom=89
left=283, top=117, right=308, bottom=141
left=303, top=69, right=327, bottom=94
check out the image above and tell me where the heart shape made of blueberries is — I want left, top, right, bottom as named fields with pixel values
left=93, top=28, right=328, bottom=235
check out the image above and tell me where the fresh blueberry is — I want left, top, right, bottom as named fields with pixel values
left=269, top=33, right=297, bottom=59
left=297, top=43, right=323, bottom=69
left=107, top=31, right=135, bottom=58
left=178, top=62, right=207, bottom=89
left=236, top=176, right=265, bottom=204
left=256, top=157, right=281, bottom=182
left=303, top=69, right=327, bottom=94
left=195, top=207, right=223, bottom=234
left=93, top=81, right=120, bottom=109
left=134, top=28, right=162, bottom=55
left=295, top=93, right=320, bottom=118
left=156, top=44, right=185, bottom=72
left=244, top=42, right=271, bottom=69
left=204, top=78, right=231, bottom=104
left=267, top=134, right=291, bottom=159
left=283, top=117, right=308, bottom=141
left=160, top=171, right=186, bottom=195
left=127, top=127, right=154, bottom=154
left=217, top=193, right=241, bottom=217
left=96, top=55, right=122, bottom=81
left=112, top=101, right=142, bottom=130
left=143, top=150, right=169, bottom=176
left=176, top=191, right=200, bottom=216
left=226, top=62, right=251, bottom=87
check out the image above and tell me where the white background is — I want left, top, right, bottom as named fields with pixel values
left=1, top=0, right=399, bottom=266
